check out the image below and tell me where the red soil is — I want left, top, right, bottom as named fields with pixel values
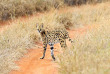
left=10, top=43, right=60, bottom=74
left=10, top=26, right=93, bottom=74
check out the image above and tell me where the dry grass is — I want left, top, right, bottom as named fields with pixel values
left=58, top=23, right=110, bottom=74
left=0, top=18, right=40, bottom=74
left=0, top=1, right=110, bottom=74
left=0, top=0, right=109, bottom=21
left=57, top=2, right=110, bottom=74
left=55, top=2, right=110, bottom=29
left=69, top=2, right=110, bottom=28
left=0, top=0, right=64, bottom=21
left=64, top=0, right=109, bottom=5
left=56, top=12, right=73, bottom=29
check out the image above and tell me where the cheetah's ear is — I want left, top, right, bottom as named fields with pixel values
left=41, top=23, right=44, bottom=28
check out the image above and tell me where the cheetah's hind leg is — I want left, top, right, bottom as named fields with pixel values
left=50, top=44, right=55, bottom=61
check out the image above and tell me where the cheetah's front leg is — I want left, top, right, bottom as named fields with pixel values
left=40, top=44, right=47, bottom=59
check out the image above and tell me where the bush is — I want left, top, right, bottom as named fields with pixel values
left=0, top=0, right=64, bottom=21
left=56, top=12, right=73, bottom=29
left=58, top=23, right=110, bottom=74
left=57, top=2, right=110, bottom=74
left=0, top=19, right=40, bottom=74
left=0, top=0, right=109, bottom=21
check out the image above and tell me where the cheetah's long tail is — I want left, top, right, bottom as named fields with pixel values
left=68, top=37, right=74, bottom=43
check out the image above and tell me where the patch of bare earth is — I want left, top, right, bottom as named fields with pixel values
left=10, top=43, right=59, bottom=74
left=10, top=24, right=96, bottom=74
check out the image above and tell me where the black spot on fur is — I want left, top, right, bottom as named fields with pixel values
left=61, top=41, right=64, bottom=42
left=51, top=47, right=54, bottom=49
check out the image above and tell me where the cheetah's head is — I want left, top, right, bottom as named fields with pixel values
left=36, top=23, right=44, bottom=33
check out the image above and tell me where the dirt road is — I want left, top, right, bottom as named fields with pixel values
left=10, top=40, right=61, bottom=74
left=10, top=26, right=92, bottom=74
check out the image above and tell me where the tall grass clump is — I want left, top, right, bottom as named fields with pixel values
left=58, top=22, right=110, bottom=74
left=0, top=19, right=40, bottom=74
left=57, top=2, right=110, bottom=74
left=0, top=0, right=64, bottom=21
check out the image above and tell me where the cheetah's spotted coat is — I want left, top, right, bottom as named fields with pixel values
left=36, top=23, right=73, bottom=61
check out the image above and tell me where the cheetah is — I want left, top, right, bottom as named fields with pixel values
left=36, top=23, right=73, bottom=61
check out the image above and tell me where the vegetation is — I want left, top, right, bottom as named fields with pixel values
left=64, top=0, right=109, bottom=5
left=57, top=2, right=110, bottom=74
left=58, top=23, right=110, bottom=74
left=0, top=1, right=110, bottom=74
left=0, top=19, right=40, bottom=74
left=0, top=0, right=64, bottom=21
left=0, top=0, right=109, bottom=21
